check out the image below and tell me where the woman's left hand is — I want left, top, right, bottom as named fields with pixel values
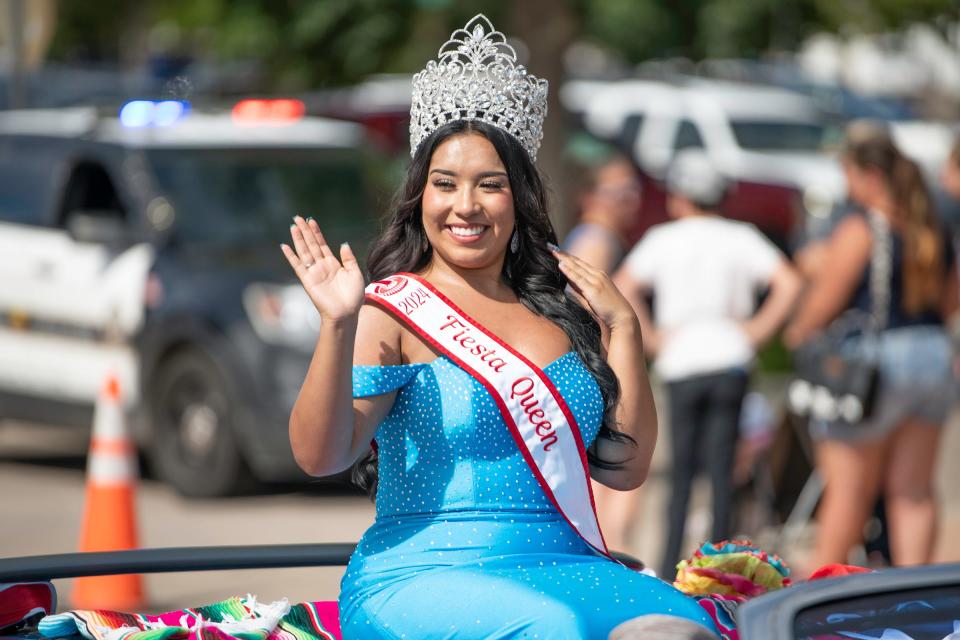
left=551, top=247, right=638, bottom=332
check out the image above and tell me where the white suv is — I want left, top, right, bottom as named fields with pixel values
left=563, top=78, right=847, bottom=246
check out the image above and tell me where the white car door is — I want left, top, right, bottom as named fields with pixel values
left=0, top=218, right=152, bottom=408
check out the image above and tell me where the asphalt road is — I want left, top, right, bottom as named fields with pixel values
left=0, top=420, right=375, bottom=611
left=3, top=402, right=960, bottom=614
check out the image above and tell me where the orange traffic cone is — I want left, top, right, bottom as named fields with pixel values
left=71, top=373, right=145, bottom=610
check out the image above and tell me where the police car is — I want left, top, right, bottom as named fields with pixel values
left=0, top=99, right=378, bottom=496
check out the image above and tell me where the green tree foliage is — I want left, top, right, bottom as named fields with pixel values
left=575, top=0, right=678, bottom=61
left=153, top=0, right=417, bottom=89
left=812, top=0, right=959, bottom=33
left=47, top=2, right=143, bottom=61
left=49, top=0, right=511, bottom=89
left=576, top=0, right=956, bottom=62
left=47, top=0, right=958, bottom=89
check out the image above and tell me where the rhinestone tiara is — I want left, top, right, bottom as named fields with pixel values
left=409, top=14, right=548, bottom=161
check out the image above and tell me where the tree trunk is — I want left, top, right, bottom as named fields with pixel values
left=509, top=1, right=579, bottom=234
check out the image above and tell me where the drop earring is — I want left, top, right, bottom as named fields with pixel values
left=510, top=229, right=519, bottom=254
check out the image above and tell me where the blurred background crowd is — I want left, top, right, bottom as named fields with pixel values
left=2, top=0, right=960, bottom=594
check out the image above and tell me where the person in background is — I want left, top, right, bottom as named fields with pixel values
left=937, top=137, right=960, bottom=238
left=784, top=122, right=958, bottom=572
left=613, top=150, right=802, bottom=579
left=938, top=137, right=960, bottom=366
left=563, top=142, right=642, bottom=275
left=562, top=141, right=644, bottom=552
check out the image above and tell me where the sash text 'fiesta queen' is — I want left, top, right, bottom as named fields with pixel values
left=365, top=273, right=609, bottom=556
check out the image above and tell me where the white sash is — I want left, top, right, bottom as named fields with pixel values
left=365, top=273, right=610, bottom=556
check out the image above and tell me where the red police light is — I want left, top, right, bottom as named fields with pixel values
left=232, top=99, right=305, bottom=125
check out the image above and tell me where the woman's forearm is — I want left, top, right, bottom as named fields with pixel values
left=611, top=271, right=659, bottom=355
left=598, top=317, right=658, bottom=490
left=785, top=217, right=873, bottom=347
left=289, top=317, right=359, bottom=476
left=553, top=250, right=657, bottom=490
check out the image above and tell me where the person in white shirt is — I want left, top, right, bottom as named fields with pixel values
left=613, top=150, right=802, bottom=579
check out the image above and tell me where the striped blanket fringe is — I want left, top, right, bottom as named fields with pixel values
left=37, top=597, right=341, bottom=640
left=694, top=595, right=741, bottom=640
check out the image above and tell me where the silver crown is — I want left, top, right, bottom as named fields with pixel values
left=409, top=14, right=548, bottom=161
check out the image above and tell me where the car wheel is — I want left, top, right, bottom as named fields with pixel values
left=149, top=348, right=251, bottom=497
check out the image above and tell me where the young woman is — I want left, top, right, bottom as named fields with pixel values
left=785, top=121, right=958, bottom=571
left=281, top=15, right=720, bottom=639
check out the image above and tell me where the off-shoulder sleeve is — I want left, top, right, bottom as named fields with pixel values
left=352, top=363, right=427, bottom=398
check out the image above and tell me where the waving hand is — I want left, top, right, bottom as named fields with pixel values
left=281, top=216, right=365, bottom=322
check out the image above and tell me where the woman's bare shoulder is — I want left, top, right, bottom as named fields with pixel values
left=355, top=302, right=403, bottom=366
left=831, top=213, right=872, bottom=245
left=805, top=213, right=871, bottom=287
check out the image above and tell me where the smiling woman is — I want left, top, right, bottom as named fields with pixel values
left=421, top=134, right=514, bottom=266
left=279, top=14, right=723, bottom=639
left=353, top=117, right=643, bottom=496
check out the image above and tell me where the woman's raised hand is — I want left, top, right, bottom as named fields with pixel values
left=281, top=216, right=365, bottom=322
left=550, top=246, right=638, bottom=333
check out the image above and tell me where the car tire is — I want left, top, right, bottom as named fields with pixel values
left=149, top=348, right=252, bottom=497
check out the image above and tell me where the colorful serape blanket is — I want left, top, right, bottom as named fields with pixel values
left=694, top=594, right=742, bottom=640
left=674, top=539, right=792, bottom=599
left=37, top=596, right=341, bottom=640
left=672, top=539, right=793, bottom=640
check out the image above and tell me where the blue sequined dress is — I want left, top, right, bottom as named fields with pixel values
left=339, top=352, right=717, bottom=639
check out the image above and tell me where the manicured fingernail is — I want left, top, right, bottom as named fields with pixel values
left=341, top=241, right=350, bottom=247
left=547, top=242, right=560, bottom=252
left=290, top=223, right=296, bottom=229
left=308, top=216, right=315, bottom=222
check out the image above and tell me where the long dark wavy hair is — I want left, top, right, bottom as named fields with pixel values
left=353, top=119, right=636, bottom=496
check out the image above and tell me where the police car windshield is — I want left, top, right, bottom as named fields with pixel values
left=730, top=121, right=827, bottom=152
left=147, top=149, right=368, bottom=245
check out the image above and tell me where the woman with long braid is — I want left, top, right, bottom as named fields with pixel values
left=785, top=121, right=958, bottom=571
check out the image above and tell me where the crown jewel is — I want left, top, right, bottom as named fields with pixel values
left=409, top=14, right=548, bottom=161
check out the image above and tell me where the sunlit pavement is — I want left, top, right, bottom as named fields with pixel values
left=0, top=421, right=375, bottom=611
left=2, top=396, right=958, bottom=611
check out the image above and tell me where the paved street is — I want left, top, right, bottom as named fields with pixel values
left=0, top=421, right=375, bottom=610
left=3, top=400, right=960, bottom=613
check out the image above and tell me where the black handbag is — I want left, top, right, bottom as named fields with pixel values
left=787, top=314, right=880, bottom=424
left=786, top=211, right=891, bottom=427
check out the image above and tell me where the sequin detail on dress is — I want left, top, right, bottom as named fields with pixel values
left=340, top=353, right=718, bottom=638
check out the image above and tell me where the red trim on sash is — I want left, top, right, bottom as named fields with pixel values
left=365, top=272, right=611, bottom=558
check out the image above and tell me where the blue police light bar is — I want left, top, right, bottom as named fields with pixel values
left=119, top=100, right=190, bottom=128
